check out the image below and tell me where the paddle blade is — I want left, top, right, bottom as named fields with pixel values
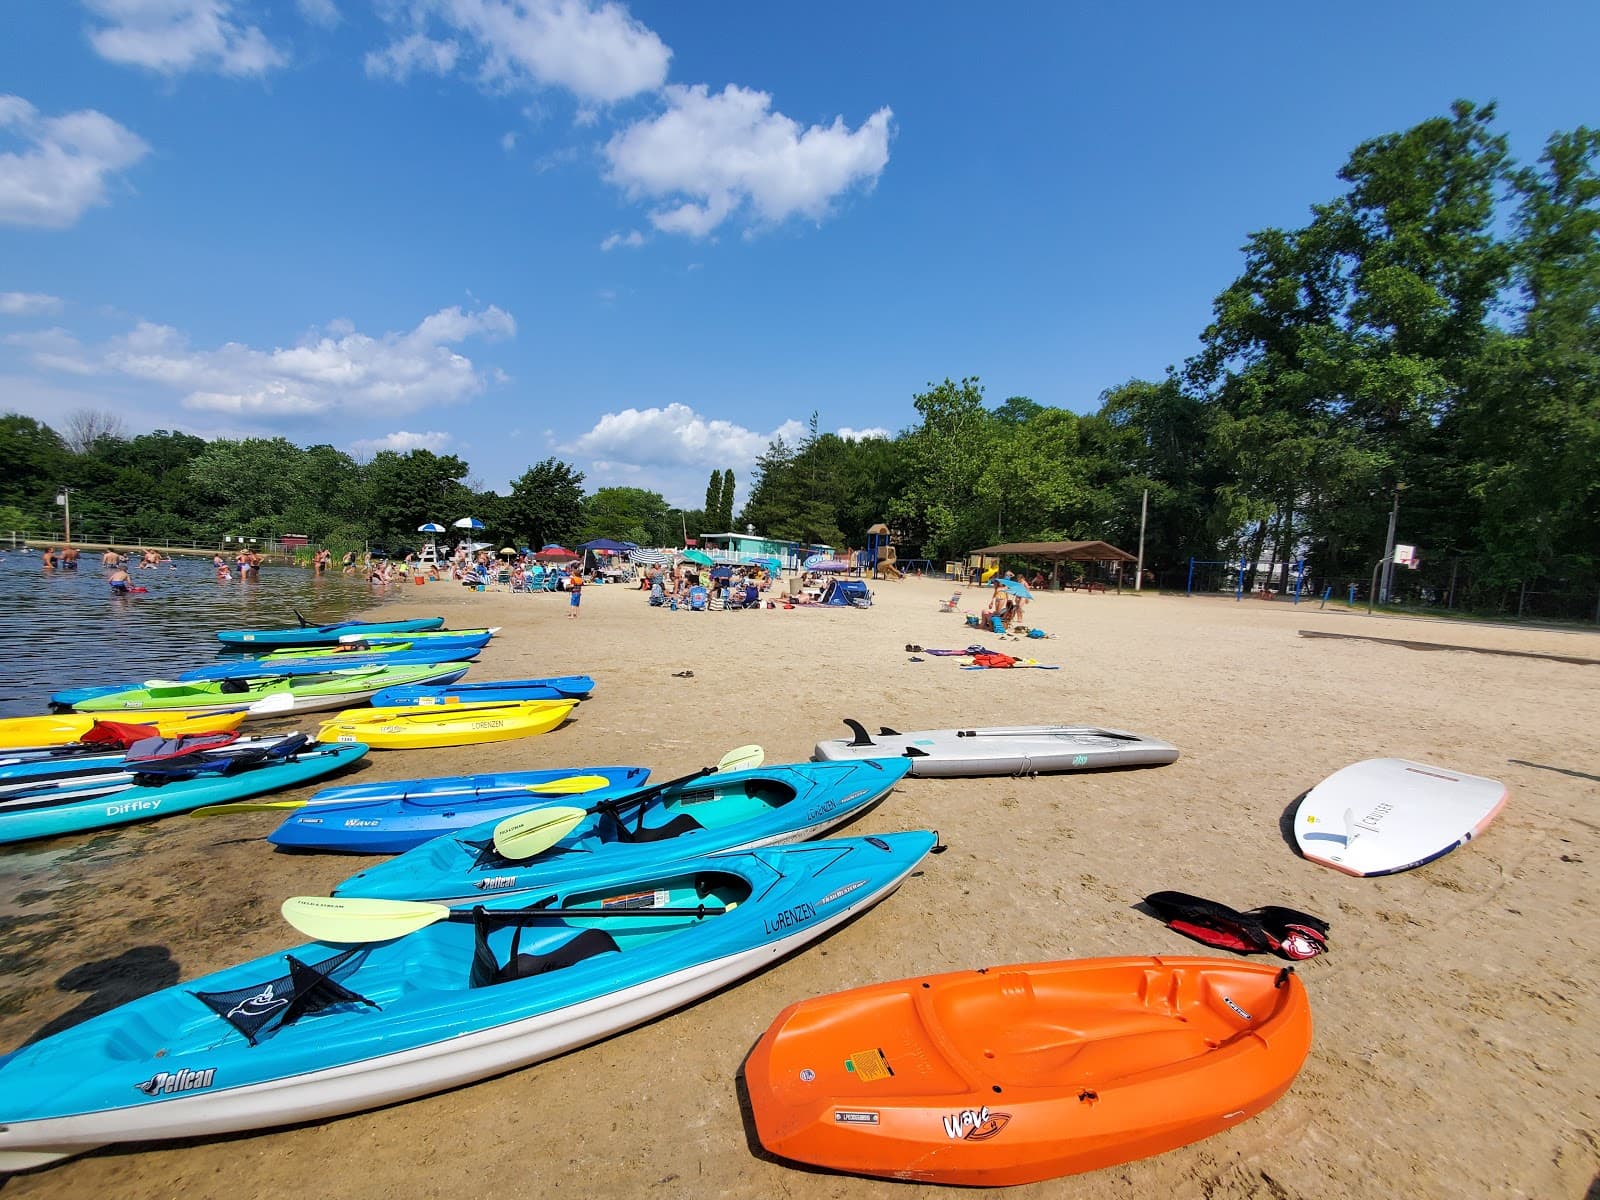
left=190, top=799, right=308, bottom=817
left=524, top=774, right=612, bottom=795
left=248, top=692, right=297, bottom=714
left=492, top=806, right=587, bottom=861
left=717, top=744, right=764, bottom=772
left=281, top=895, right=449, bottom=943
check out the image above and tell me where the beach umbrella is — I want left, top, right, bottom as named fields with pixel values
left=417, top=522, right=447, bottom=533
left=453, top=517, right=485, bottom=531
left=499, top=547, right=518, bottom=557
left=534, top=546, right=575, bottom=562
left=629, top=548, right=669, bottom=567
left=809, top=560, right=850, bottom=572
left=681, top=549, right=714, bottom=566
left=802, top=552, right=830, bottom=570
left=999, top=576, right=1034, bottom=599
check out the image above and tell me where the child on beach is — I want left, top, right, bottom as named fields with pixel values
left=567, top=567, right=583, bottom=618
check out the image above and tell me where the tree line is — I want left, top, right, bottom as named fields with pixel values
left=2, top=102, right=1594, bottom=618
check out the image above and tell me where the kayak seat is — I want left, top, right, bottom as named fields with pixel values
left=470, top=913, right=619, bottom=988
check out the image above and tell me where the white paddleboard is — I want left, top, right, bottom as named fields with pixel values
left=1295, top=758, right=1507, bottom=877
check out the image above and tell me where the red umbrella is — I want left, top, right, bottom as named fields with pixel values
left=534, top=547, right=575, bottom=562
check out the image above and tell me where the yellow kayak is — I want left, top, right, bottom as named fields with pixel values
left=314, top=699, right=578, bottom=750
left=0, top=709, right=249, bottom=751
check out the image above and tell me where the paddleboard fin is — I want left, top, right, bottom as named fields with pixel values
left=843, top=719, right=875, bottom=747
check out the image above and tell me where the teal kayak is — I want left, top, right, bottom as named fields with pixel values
left=64, top=663, right=472, bottom=717
left=266, top=765, right=653, bottom=853
left=0, top=741, right=367, bottom=846
left=333, top=758, right=911, bottom=904
left=0, top=830, right=937, bottom=1170
left=216, top=618, right=445, bottom=648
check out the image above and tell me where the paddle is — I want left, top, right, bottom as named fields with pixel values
left=293, top=607, right=310, bottom=628
left=320, top=698, right=547, bottom=724
left=490, top=744, right=765, bottom=861
left=188, top=772, right=616, bottom=817
left=247, top=692, right=298, bottom=715
left=281, top=894, right=732, bottom=943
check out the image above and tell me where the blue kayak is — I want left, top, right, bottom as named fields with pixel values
left=0, top=741, right=367, bottom=846
left=177, top=644, right=484, bottom=683
left=369, top=675, right=596, bottom=706
left=335, top=758, right=911, bottom=904
left=0, top=734, right=293, bottom=785
left=216, top=618, right=446, bottom=648
left=0, top=830, right=937, bottom=1170
left=266, top=766, right=652, bottom=853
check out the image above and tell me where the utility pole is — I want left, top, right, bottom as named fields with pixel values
left=1379, top=483, right=1405, bottom=604
left=55, top=487, right=72, bottom=543
left=1135, top=488, right=1148, bottom=592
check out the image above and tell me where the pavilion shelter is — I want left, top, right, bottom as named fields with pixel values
left=969, top=540, right=1138, bottom=590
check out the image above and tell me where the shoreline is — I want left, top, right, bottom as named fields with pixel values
left=1, top=575, right=1596, bottom=1198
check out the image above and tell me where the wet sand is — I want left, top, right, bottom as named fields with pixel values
left=2, top=576, right=1597, bottom=1198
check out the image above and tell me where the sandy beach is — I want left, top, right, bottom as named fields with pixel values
left=2, top=574, right=1596, bottom=1200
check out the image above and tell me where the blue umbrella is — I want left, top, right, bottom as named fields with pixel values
left=999, top=576, right=1034, bottom=599
left=417, top=522, right=447, bottom=533
left=453, top=517, right=485, bottom=531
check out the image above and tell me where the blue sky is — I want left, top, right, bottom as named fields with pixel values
left=2, top=2, right=1596, bottom=509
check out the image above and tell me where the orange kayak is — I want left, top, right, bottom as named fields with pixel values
left=745, top=955, right=1312, bottom=1186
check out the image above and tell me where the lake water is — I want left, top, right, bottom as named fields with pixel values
left=0, top=552, right=399, bottom=718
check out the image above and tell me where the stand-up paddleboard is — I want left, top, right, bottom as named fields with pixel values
left=1294, top=758, right=1507, bottom=877
left=812, top=720, right=1178, bottom=777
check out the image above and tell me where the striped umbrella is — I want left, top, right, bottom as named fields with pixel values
left=629, top=548, right=671, bottom=566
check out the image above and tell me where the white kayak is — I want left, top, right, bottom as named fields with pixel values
left=812, top=720, right=1179, bottom=777
left=1294, top=757, right=1508, bottom=876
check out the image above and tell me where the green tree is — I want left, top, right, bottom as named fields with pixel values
left=358, top=448, right=472, bottom=549
left=580, top=487, right=671, bottom=546
left=716, top=468, right=735, bottom=531
left=501, top=458, right=585, bottom=550
left=703, top=470, right=724, bottom=529
left=888, top=378, right=993, bottom=560
left=0, top=414, right=69, bottom=514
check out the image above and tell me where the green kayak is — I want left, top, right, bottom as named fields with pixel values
left=69, top=663, right=473, bottom=718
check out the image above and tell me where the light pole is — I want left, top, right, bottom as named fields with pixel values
left=1379, top=482, right=1406, bottom=604
left=54, top=487, right=73, bottom=543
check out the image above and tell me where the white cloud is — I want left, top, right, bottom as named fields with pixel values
left=0, top=291, right=65, bottom=316
left=373, top=0, right=670, bottom=104
left=500, top=130, right=518, bottom=152
left=838, top=425, right=889, bottom=441
left=599, top=229, right=643, bottom=251
left=352, top=429, right=454, bottom=455
left=84, top=0, right=288, bottom=77
left=296, top=0, right=340, bottom=27
left=364, top=33, right=460, bottom=81
left=605, top=84, right=892, bottom=240
left=0, top=96, right=151, bottom=229
left=12, top=304, right=516, bottom=417
left=569, top=403, right=804, bottom=469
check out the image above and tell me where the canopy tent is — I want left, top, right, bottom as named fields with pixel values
left=969, top=540, right=1137, bottom=589
left=577, top=538, right=635, bottom=552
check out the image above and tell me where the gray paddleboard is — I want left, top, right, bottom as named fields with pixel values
left=812, top=720, right=1179, bottom=777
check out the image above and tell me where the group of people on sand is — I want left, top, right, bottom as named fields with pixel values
left=985, top=571, right=1029, bottom=631
left=642, top=563, right=771, bottom=610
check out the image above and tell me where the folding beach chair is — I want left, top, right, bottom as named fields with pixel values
left=939, top=591, right=962, bottom=612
